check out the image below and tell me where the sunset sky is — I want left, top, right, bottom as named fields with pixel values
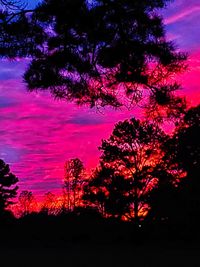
left=0, top=0, right=199, bottom=200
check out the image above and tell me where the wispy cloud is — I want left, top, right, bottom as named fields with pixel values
left=165, top=5, right=200, bottom=24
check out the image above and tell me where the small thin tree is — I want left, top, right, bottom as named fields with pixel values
left=18, top=190, right=35, bottom=216
left=64, top=158, right=84, bottom=211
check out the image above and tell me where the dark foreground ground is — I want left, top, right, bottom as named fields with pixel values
left=1, top=213, right=200, bottom=266
left=0, top=242, right=200, bottom=267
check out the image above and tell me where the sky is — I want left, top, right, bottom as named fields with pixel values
left=0, top=0, right=199, bottom=200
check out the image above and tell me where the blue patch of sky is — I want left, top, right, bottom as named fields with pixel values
left=0, top=96, right=17, bottom=108
left=0, top=144, right=21, bottom=164
left=0, top=61, right=26, bottom=81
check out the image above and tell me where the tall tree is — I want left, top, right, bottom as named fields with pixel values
left=84, top=118, right=168, bottom=222
left=0, top=159, right=18, bottom=214
left=0, top=0, right=186, bottom=119
left=147, top=105, right=200, bottom=224
left=174, top=105, right=200, bottom=178
left=64, top=158, right=84, bottom=210
left=171, top=105, right=200, bottom=224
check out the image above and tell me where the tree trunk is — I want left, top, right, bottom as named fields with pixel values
left=134, top=197, right=139, bottom=226
left=134, top=173, right=140, bottom=227
left=67, top=178, right=70, bottom=211
left=73, top=189, right=76, bottom=209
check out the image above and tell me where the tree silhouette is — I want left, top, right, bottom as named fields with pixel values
left=171, top=105, right=200, bottom=224
left=0, top=159, right=18, bottom=214
left=83, top=165, right=133, bottom=219
left=41, top=191, right=57, bottom=215
left=18, top=190, right=35, bottom=216
left=147, top=105, right=200, bottom=224
left=174, top=105, right=200, bottom=177
left=146, top=167, right=185, bottom=224
left=84, top=118, right=168, bottom=222
left=0, top=0, right=186, bottom=119
left=64, top=158, right=85, bottom=211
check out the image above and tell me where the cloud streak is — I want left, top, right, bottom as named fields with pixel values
left=165, top=5, right=200, bottom=25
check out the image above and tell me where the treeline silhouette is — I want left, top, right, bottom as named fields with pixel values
left=0, top=104, right=199, bottom=247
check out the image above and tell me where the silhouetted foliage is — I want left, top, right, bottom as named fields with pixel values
left=0, top=159, right=18, bottom=214
left=83, top=118, right=169, bottom=223
left=83, top=165, right=133, bottom=219
left=41, top=191, right=57, bottom=215
left=0, top=0, right=187, bottom=119
left=18, top=190, right=35, bottom=216
left=171, top=105, right=200, bottom=224
left=173, top=105, right=200, bottom=176
left=147, top=105, right=200, bottom=224
left=64, top=158, right=85, bottom=211
left=147, top=173, right=185, bottom=224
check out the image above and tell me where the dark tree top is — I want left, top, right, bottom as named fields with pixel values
left=0, top=0, right=187, bottom=119
left=0, top=159, right=18, bottom=211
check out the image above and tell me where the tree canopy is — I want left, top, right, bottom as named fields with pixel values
left=64, top=158, right=85, bottom=210
left=18, top=190, right=35, bottom=216
left=0, top=0, right=187, bottom=118
left=0, top=159, right=18, bottom=213
left=174, top=105, right=200, bottom=176
left=83, top=118, right=173, bottom=222
left=147, top=105, right=200, bottom=224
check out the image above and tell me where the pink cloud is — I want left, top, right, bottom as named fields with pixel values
left=179, top=51, right=200, bottom=106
